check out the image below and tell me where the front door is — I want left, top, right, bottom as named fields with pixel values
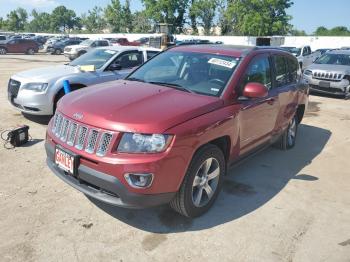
left=238, top=54, right=280, bottom=155
left=98, top=50, right=144, bottom=83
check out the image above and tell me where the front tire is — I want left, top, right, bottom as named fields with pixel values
left=55, top=49, right=62, bottom=55
left=275, top=115, right=298, bottom=150
left=0, top=47, right=7, bottom=55
left=27, top=48, right=35, bottom=55
left=170, top=144, right=225, bottom=217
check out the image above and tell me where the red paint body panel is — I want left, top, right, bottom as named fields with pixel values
left=47, top=45, right=308, bottom=199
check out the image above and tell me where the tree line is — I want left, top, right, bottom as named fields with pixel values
left=0, top=0, right=349, bottom=36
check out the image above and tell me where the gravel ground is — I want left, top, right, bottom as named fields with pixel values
left=0, top=54, right=349, bottom=262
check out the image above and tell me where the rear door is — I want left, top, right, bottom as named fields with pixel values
left=271, top=54, right=299, bottom=133
left=7, top=39, right=21, bottom=53
left=239, top=54, right=280, bottom=154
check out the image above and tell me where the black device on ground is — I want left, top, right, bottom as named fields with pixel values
left=1, top=125, right=30, bottom=148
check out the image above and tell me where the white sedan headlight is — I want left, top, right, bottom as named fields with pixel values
left=22, top=83, right=48, bottom=92
left=303, top=70, right=312, bottom=76
left=117, top=133, right=173, bottom=153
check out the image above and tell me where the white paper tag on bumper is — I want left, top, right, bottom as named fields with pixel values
left=208, top=58, right=236, bottom=69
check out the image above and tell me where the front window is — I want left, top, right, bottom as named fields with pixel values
left=290, top=48, right=301, bottom=57
left=79, top=39, right=94, bottom=46
left=69, top=49, right=118, bottom=69
left=127, top=51, right=240, bottom=96
left=314, top=53, right=350, bottom=66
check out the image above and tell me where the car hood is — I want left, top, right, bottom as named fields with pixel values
left=58, top=80, right=223, bottom=134
left=67, top=44, right=88, bottom=50
left=13, top=65, right=80, bottom=82
left=307, top=64, right=350, bottom=74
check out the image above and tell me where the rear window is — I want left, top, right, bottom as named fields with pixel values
left=287, top=57, right=299, bottom=83
left=0, top=36, right=6, bottom=41
left=273, top=56, right=288, bottom=87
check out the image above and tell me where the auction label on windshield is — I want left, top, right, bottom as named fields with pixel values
left=208, top=58, right=236, bottom=69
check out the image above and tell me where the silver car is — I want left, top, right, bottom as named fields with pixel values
left=8, top=46, right=161, bottom=115
left=303, top=50, right=350, bottom=98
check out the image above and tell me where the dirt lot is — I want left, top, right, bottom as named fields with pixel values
left=0, top=54, right=349, bottom=262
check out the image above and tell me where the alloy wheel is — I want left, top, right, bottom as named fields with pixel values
left=287, top=117, right=297, bottom=146
left=191, top=157, right=220, bottom=207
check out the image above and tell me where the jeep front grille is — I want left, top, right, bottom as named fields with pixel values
left=313, top=71, right=343, bottom=81
left=96, top=133, right=113, bottom=157
left=52, top=113, right=114, bottom=156
left=8, top=79, right=21, bottom=98
left=85, top=130, right=99, bottom=153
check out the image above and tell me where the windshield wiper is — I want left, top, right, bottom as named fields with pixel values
left=127, top=77, right=145, bottom=82
left=148, top=81, right=195, bottom=94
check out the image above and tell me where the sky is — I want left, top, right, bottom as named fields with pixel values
left=0, top=0, right=349, bottom=34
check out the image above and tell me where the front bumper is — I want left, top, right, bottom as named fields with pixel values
left=305, top=76, right=350, bottom=96
left=64, top=52, right=78, bottom=60
left=45, top=142, right=176, bottom=208
left=8, top=89, right=53, bottom=115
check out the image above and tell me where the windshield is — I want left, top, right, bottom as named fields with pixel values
left=315, top=53, right=350, bottom=66
left=127, top=51, right=240, bottom=96
left=69, top=49, right=118, bottom=69
left=80, top=39, right=94, bottom=46
left=290, top=48, right=301, bottom=56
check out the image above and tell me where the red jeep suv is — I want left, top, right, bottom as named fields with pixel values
left=45, top=45, right=309, bottom=217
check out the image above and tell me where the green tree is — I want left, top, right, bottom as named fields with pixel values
left=26, top=9, right=51, bottom=32
left=81, top=6, right=106, bottom=33
left=189, top=0, right=198, bottom=34
left=314, top=26, right=329, bottom=36
left=0, top=17, right=4, bottom=29
left=330, top=26, right=350, bottom=36
left=120, top=0, right=133, bottom=32
left=217, top=0, right=231, bottom=35
left=50, top=5, right=79, bottom=32
left=105, top=0, right=122, bottom=32
left=190, top=0, right=217, bottom=35
left=226, top=0, right=293, bottom=36
left=142, top=0, right=189, bottom=33
left=290, top=27, right=307, bottom=36
left=131, top=10, right=152, bottom=33
left=6, top=8, right=28, bottom=31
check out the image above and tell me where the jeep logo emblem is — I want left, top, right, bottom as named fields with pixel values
left=72, top=113, right=83, bottom=120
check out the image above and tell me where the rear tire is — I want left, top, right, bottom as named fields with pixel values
left=55, top=49, right=62, bottom=55
left=275, top=115, right=298, bottom=150
left=27, top=48, right=35, bottom=55
left=170, top=144, right=225, bottom=218
left=0, top=47, right=7, bottom=55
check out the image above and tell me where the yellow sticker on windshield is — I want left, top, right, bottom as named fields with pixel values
left=80, top=65, right=96, bottom=72
left=208, top=58, right=236, bottom=69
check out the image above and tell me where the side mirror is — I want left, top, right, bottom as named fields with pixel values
left=242, top=82, right=268, bottom=99
left=109, top=63, right=122, bottom=71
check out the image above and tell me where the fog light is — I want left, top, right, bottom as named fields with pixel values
left=124, top=173, right=153, bottom=188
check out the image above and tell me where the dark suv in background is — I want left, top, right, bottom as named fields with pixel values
left=0, top=39, right=39, bottom=55
left=47, top=39, right=82, bottom=55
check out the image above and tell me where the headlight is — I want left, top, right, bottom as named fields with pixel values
left=117, top=133, right=173, bottom=153
left=22, top=83, right=48, bottom=92
left=303, top=70, right=312, bottom=76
